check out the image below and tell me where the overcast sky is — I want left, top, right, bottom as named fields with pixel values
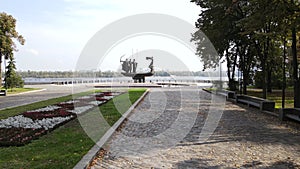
left=0, top=0, right=203, bottom=71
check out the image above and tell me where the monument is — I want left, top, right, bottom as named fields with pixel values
left=120, top=56, right=154, bottom=83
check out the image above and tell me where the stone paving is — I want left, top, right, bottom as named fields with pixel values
left=90, top=87, right=300, bottom=169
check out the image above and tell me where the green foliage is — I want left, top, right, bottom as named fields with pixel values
left=191, top=0, right=300, bottom=97
left=254, top=71, right=285, bottom=90
left=0, top=89, right=146, bottom=168
left=0, top=12, right=25, bottom=86
left=4, top=58, right=23, bottom=90
left=0, top=87, right=39, bottom=95
left=247, top=88, right=294, bottom=108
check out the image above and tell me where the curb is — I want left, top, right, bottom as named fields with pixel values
left=0, top=89, right=48, bottom=111
left=73, top=89, right=150, bottom=169
left=7, top=88, right=46, bottom=96
left=202, top=88, right=213, bottom=94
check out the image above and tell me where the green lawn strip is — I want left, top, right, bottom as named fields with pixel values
left=100, top=88, right=146, bottom=126
left=0, top=119, right=95, bottom=169
left=205, top=87, right=294, bottom=108
left=0, top=87, right=41, bottom=95
left=247, top=89, right=294, bottom=108
left=0, top=88, right=146, bottom=169
left=0, top=90, right=98, bottom=120
left=8, top=88, right=41, bottom=94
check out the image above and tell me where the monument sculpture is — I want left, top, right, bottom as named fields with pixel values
left=120, top=56, right=154, bottom=83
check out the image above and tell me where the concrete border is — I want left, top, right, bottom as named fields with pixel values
left=73, top=89, right=150, bottom=169
left=7, top=88, right=46, bottom=96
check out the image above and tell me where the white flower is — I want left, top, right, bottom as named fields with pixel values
left=0, top=115, right=73, bottom=130
left=67, top=105, right=94, bottom=115
left=29, top=106, right=61, bottom=112
left=103, top=96, right=114, bottom=100
left=77, top=95, right=93, bottom=100
left=88, top=101, right=105, bottom=106
left=0, top=92, right=120, bottom=131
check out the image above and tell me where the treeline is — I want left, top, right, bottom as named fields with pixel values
left=18, top=71, right=121, bottom=78
left=17, top=70, right=220, bottom=78
left=154, top=71, right=223, bottom=77
left=191, top=0, right=300, bottom=107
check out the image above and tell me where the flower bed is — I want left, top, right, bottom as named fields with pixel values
left=23, top=109, right=74, bottom=120
left=57, top=102, right=75, bottom=110
left=95, top=97, right=108, bottom=102
left=0, top=91, right=121, bottom=146
left=0, top=128, right=46, bottom=146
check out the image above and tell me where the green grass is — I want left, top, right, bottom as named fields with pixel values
left=246, top=89, right=294, bottom=108
left=0, top=88, right=146, bottom=169
left=0, top=90, right=98, bottom=120
left=206, top=87, right=295, bottom=108
left=1, top=87, right=40, bottom=95
left=100, top=88, right=146, bottom=126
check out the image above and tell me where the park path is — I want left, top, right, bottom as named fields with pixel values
left=0, top=84, right=92, bottom=110
left=90, top=87, right=300, bottom=169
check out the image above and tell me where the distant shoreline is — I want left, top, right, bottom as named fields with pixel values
left=23, top=76, right=228, bottom=85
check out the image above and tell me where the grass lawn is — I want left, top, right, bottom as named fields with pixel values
left=0, top=88, right=146, bottom=169
left=1, top=87, right=41, bottom=95
left=246, top=88, right=294, bottom=108
left=208, top=87, right=295, bottom=109
left=0, top=90, right=96, bottom=120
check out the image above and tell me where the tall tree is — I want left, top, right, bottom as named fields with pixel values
left=191, top=0, right=241, bottom=91
left=191, top=0, right=257, bottom=92
left=0, top=12, right=25, bottom=86
left=289, top=0, right=300, bottom=107
left=4, top=57, right=24, bottom=90
left=191, top=0, right=300, bottom=100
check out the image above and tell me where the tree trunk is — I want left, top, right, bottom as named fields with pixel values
left=267, top=67, right=272, bottom=93
left=292, top=27, right=300, bottom=108
left=226, top=49, right=237, bottom=91
left=262, top=58, right=267, bottom=99
left=282, top=38, right=286, bottom=108
left=262, top=34, right=270, bottom=99
left=243, top=72, right=248, bottom=95
left=228, top=79, right=237, bottom=91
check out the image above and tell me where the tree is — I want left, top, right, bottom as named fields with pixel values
left=4, top=57, right=24, bottom=90
left=191, top=0, right=240, bottom=91
left=0, top=12, right=25, bottom=86
left=240, top=0, right=300, bottom=102
left=191, top=0, right=258, bottom=92
left=191, top=0, right=300, bottom=101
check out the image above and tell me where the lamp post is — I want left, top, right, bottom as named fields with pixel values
left=219, top=58, right=222, bottom=90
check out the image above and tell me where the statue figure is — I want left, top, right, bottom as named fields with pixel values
left=120, top=55, right=154, bottom=83
left=132, top=59, right=138, bottom=73
left=128, top=59, right=132, bottom=73
left=146, top=56, right=154, bottom=73
left=120, top=58, right=129, bottom=73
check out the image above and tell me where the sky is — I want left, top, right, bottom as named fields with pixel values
left=0, top=0, right=204, bottom=72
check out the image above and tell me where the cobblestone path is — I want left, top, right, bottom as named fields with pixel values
left=90, top=87, right=300, bottom=169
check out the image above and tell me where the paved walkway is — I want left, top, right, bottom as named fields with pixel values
left=0, top=84, right=92, bottom=110
left=90, top=87, right=300, bottom=168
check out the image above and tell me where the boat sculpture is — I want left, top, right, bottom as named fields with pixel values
left=120, top=56, right=154, bottom=83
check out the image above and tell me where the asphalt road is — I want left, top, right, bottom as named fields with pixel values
left=0, top=84, right=93, bottom=110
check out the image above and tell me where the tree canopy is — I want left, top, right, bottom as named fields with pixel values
left=0, top=12, right=25, bottom=86
left=191, top=0, right=300, bottom=107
